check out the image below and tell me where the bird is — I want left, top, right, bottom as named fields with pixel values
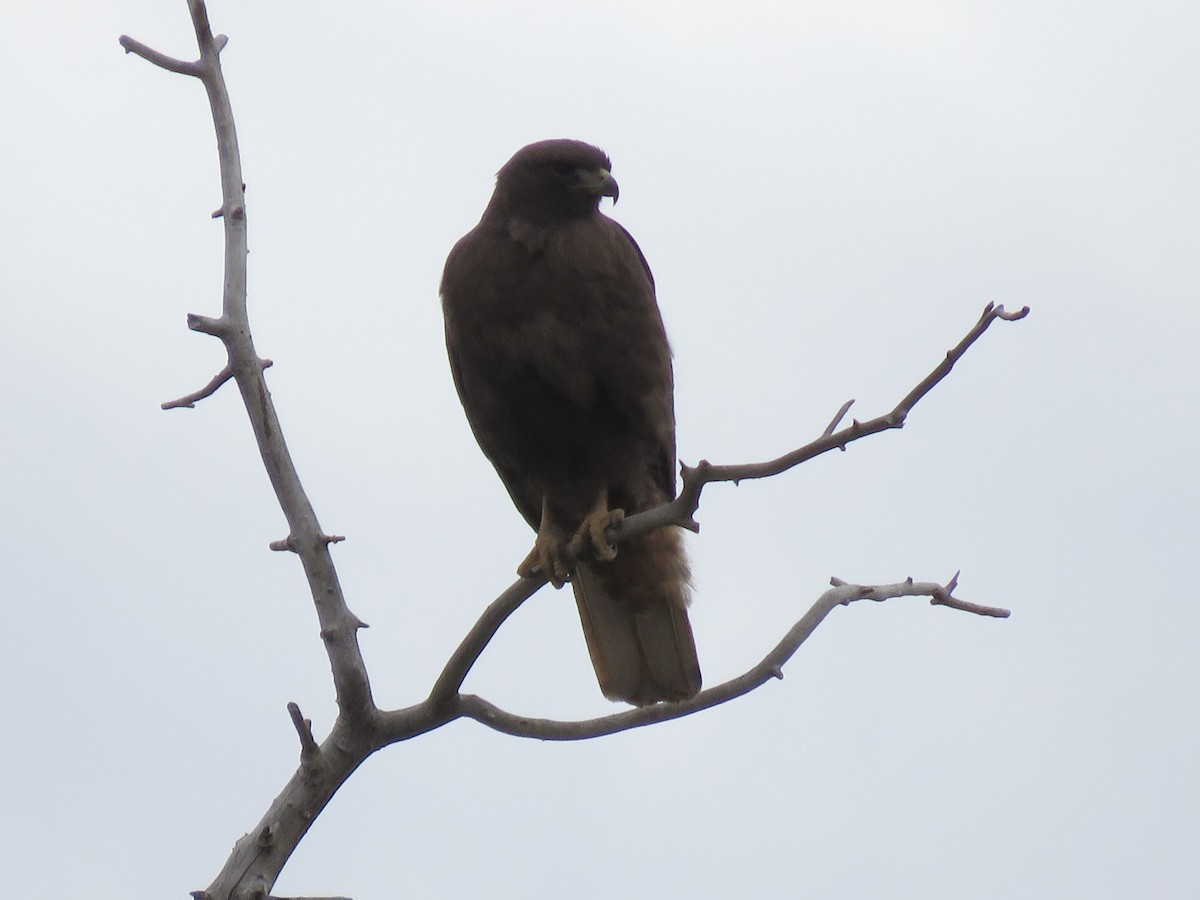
left=440, top=139, right=701, bottom=706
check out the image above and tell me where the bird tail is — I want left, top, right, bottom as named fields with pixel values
left=571, top=527, right=701, bottom=705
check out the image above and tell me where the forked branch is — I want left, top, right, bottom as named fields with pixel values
left=125, top=3, right=1025, bottom=898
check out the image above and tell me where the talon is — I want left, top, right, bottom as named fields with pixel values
left=517, top=538, right=570, bottom=588
left=570, top=492, right=624, bottom=563
left=518, top=498, right=571, bottom=587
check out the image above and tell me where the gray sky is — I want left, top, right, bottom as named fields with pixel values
left=2, top=2, right=1197, bottom=897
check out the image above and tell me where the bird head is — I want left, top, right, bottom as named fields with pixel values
left=491, top=139, right=619, bottom=220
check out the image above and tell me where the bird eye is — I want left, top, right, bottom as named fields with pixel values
left=549, top=162, right=576, bottom=177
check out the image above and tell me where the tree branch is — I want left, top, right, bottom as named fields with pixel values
left=125, top=4, right=377, bottom=897
left=161, top=359, right=273, bottom=410
left=124, top=1, right=375, bottom=728
left=118, top=34, right=203, bottom=77
left=614, top=301, right=1030, bottom=542
left=453, top=574, right=1007, bottom=741
left=424, top=575, right=545, bottom=713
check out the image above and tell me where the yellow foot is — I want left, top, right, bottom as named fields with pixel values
left=517, top=497, right=571, bottom=588
left=517, top=532, right=571, bottom=588
left=571, top=500, right=624, bottom=564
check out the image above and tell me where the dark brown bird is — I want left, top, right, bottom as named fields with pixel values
left=440, top=139, right=701, bottom=705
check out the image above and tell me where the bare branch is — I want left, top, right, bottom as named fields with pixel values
left=118, top=34, right=203, bottom=76
left=186, top=313, right=230, bottom=337
left=162, top=359, right=273, bottom=410
left=611, top=302, right=1031, bottom=544
left=893, top=302, right=1030, bottom=416
left=286, top=702, right=323, bottom=784
left=423, top=576, right=545, bottom=714
left=823, top=399, right=855, bottom=437
left=829, top=574, right=1010, bottom=618
left=162, top=364, right=233, bottom=410
left=455, top=574, right=1005, bottom=741
left=127, top=0, right=374, bottom=725
left=287, top=702, right=318, bottom=754
left=126, top=3, right=376, bottom=896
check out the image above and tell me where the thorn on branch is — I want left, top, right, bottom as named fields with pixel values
left=269, top=532, right=344, bottom=553
left=770, top=666, right=784, bottom=680
left=212, top=205, right=246, bottom=221
left=318, top=622, right=370, bottom=642
left=256, top=825, right=275, bottom=850
left=211, top=183, right=247, bottom=218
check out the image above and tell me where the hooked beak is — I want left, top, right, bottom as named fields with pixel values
left=577, top=167, right=619, bottom=204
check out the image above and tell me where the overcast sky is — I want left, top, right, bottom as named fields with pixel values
left=2, top=2, right=1197, bottom=898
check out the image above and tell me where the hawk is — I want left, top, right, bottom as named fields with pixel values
left=441, top=139, right=701, bottom=705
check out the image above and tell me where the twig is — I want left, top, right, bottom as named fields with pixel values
left=823, top=399, right=855, bottom=437
left=287, top=702, right=320, bottom=760
left=162, top=359, right=273, bottom=410
left=118, top=35, right=203, bottom=77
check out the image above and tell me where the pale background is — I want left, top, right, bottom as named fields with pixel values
left=2, top=2, right=1197, bottom=897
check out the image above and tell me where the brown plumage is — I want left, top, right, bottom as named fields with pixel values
left=440, top=139, right=701, bottom=705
